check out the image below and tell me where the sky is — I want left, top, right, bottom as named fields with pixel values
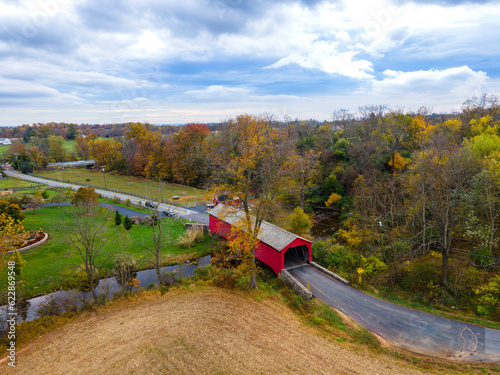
left=1, top=0, right=499, bottom=126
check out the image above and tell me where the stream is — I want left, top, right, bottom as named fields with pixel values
left=1, top=255, right=211, bottom=328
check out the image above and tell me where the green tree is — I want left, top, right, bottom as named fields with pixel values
left=289, top=207, right=312, bottom=235
left=123, top=215, right=133, bottom=230
left=114, top=210, right=122, bottom=226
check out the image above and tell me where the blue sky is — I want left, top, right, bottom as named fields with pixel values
left=1, top=0, right=499, bottom=126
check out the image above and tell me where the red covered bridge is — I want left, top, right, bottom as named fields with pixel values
left=208, top=205, right=313, bottom=274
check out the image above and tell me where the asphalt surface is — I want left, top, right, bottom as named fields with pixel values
left=288, top=264, right=500, bottom=362
left=4, top=170, right=209, bottom=224
left=8, top=169, right=500, bottom=362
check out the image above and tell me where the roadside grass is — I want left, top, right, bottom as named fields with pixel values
left=0, top=177, right=45, bottom=190
left=36, top=168, right=207, bottom=205
left=0, top=206, right=214, bottom=302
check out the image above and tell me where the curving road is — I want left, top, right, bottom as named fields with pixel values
left=3, top=170, right=209, bottom=224
left=288, top=264, right=500, bottom=362
left=6, top=169, right=500, bottom=362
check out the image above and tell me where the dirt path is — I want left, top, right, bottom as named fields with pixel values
left=1, top=289, right=428, bottom=375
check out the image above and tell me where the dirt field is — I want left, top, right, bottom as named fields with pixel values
left=1, top=289, right=429, bottom=375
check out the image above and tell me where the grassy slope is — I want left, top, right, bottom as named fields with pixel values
left=0, top=289, right=433, bottom=375
left=0, top=206, right=213, bottom=301
left=37, top=168, right=207, bottom=205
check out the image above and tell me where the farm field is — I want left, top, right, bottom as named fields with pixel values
left=0, top=206, right=214, bottom=302
left=0, top=144, right=9, bottom=158
left=36, top=168, right=207, bottom=205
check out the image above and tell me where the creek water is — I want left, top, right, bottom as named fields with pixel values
left=0, top=255, right=211, bottom=327
left=310, top=211, right=340, bottom=239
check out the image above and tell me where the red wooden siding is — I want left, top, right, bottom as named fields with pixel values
left=209, top=215, right=312, bottom=274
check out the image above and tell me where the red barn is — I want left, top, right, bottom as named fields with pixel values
left=209, top=205, right=313, bottom=274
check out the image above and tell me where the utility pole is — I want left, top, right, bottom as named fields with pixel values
left=102, top=168, right=107, bottom=190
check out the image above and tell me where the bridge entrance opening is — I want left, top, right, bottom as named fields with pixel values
left=284, top=245, right=309, bottom=269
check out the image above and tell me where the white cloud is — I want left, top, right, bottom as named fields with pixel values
left=185, top=85, right=252, bottom=100
left=370, top=66, right=488, bottom=96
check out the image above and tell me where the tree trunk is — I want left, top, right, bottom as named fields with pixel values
left=300, top=174, right=305, bottom=210
left=250, top=248, right=258, bottom=289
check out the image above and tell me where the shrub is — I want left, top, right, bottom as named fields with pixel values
left=475, top=276, right=500, bottom=318
left=125, top=199, right=131, bottom=207
left=123, top=215, right=133, bottom=230
left=177, top=227, right=204, bottom=248
left=114, top=210, right=122, bottom=226
left=401, top=260, right=440, bottom=292
left=111, top=196, right=120, bottom=204
left=289, top=206, right=312, bottom=235
left=41, top=190, right=50, bottom=199
left=113, top=254, right=137, bottom=291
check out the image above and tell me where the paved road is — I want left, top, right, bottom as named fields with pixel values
left=288, top=264, right=500, bottom=362
left=4, top=170, right=209, bottom=224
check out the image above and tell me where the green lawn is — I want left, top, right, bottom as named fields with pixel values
left=0, top=144, right=9, bottom=158
left=0, top=206, right=214, bottom=302
left=62, top=140, right=76, bottom=153
left=0, top=177, right=46, bottom=190
left=37, top=168, right=207, bottom=205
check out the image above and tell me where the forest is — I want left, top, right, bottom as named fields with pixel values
left=2, top=93, right=500, bottom=319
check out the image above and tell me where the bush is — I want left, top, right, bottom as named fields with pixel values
left=312, top=240, right=362, bottom=279
left=113, top=254, right=137, bottom=291
left=41, top=190, right=50, bottom=199
left=401, top=260, right=440, bottom=292
left=123, top=215, right=133, bottom=230
left=114, top=210, right=122, bottom=226
left=125, top=199, right=131, bottom=207
left=475, top=276, right=500, bottom=318
left=177, top=227, right=204, bottom=248
left=111, top=196, right=120, bottom=204
left=289, top=206, right=312, bottom=235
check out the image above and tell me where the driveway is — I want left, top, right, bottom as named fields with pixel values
left=288, top=264, right=500, bottom=362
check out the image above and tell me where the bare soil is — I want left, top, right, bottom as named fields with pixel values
left=2, top=289, right=429, bottom=375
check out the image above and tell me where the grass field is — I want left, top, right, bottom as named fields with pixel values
left=37, top=168, right=207, bottom=205
left=0, top=144, right=10, bottom=158
left=0, top=206, right=214, bottom=302
left=0, top=177, right=46, bottom=190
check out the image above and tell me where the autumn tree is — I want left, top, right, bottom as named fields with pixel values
left=410, top=147, right=478, bottom=285
left=171, top=123, right=210, bottom=186
left=75, top=134, right=92, bottom=160
left=210, top=114, right=292, bottom=288
left=0, top=214, right=25, bottom=269
left=72, top=187, right=99, bottom=212
left=289, top=149, right=320, bottom=210
left=90, top=138, right=124, bottom=171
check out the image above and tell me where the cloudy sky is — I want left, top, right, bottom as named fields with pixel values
left=1, top=0, right=499, bottom=126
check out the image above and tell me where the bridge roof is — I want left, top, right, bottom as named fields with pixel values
left=209, top=204, right=312, bottom=252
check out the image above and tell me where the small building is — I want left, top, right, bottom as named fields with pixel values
left=0, top=138, right=11, bottom=145
left=209, top=204, right=313, bottom=274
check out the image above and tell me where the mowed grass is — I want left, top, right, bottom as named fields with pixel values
left=0, top=206, right=213, bottom=302
left=0, top=177, right=46, bottom=190
left=37, top=168, right=207, bottom=205
left=0, top=144, right=9, bottom=158
left=62, top=140, right=76, bottom=153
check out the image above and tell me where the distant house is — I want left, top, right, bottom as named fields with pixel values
left=0, top=138, right=11, bottom=145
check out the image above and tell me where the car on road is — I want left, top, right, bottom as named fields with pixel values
left=162, top=209, right=177, bottom=218
left=145, top=201, right=158, bottom=208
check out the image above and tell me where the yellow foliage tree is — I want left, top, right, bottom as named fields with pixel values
left=210, top=115, right=291, bottom=288
left=388, top=152, right=410, bottom=174
left=0, top=213, right=25, bottom=269
left=325, top=192, right=342, bottom=208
